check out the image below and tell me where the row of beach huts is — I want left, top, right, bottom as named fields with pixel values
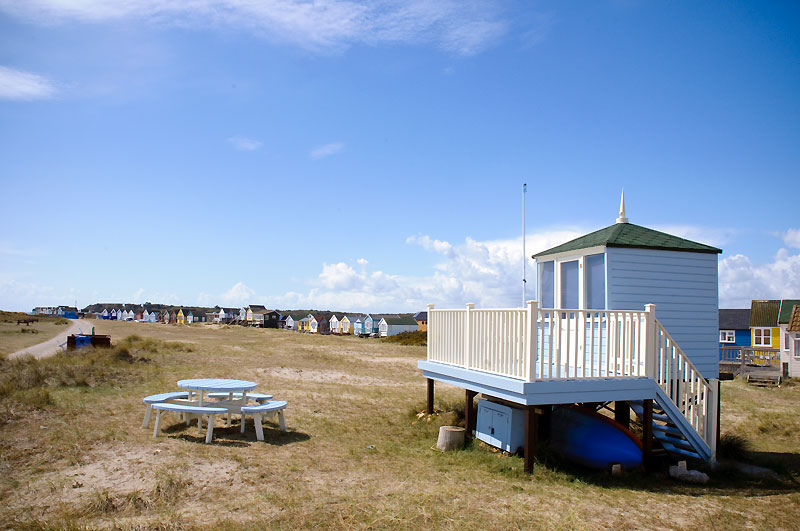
left=35, top=304, right=427, bottom=338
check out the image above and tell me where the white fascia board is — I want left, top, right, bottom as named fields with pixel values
left=534, top=245, right=606, bottom=263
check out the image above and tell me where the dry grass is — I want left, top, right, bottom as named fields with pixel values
left=0, top=319, right=799, bottom=529
left=0, top=311, right=73, bottom=358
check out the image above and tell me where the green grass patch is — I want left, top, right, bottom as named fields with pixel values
left=380, top=330, right=426, bottom=346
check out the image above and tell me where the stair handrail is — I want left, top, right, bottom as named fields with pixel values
left=653, top=319, right=718, bottom=460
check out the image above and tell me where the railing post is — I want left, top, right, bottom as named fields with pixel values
left=465, top=303, right=474, bottom=370
left=705, top=378, right=719, bottom=462
left=426, top=303, right=434, bottom=362
left=525, top=300, right=538, bottom=382
left=644, top=304, right=656, bottom=378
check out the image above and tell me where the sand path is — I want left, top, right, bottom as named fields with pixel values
left=8, top=319, right=94, bottom=360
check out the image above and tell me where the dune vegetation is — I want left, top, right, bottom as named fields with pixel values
left=0, top=319, right=798, bottom=529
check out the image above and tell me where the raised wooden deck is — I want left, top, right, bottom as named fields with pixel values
left=419, top=302, right=719, bottom=466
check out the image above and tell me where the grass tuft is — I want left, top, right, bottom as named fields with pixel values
left=718, top=432, right=752, bottom=460
left=152, top=470, right=191, bottom=504
left=381, top=330, right=426, bottom=346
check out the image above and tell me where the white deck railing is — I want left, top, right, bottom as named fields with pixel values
left=427, top=302, right=653, bottom=381
left=427, top=301, right=718, bottom=457
left=653, top=322, right=717, bottom=453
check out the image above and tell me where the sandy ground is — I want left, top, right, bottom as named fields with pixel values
left=8, top=319, right=94, bottom=360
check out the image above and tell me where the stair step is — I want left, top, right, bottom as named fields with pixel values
left=629, top=401, right=669, bottom=422
left=652, top=424, right=684, bottom=437
left=653, top=432, right=696, bottom=451
left=659, top=441, right=702, bottom=460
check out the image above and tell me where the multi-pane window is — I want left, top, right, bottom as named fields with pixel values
left=540, top=261, right=554, bottom=308
left=753, top=328, right=772, bottom=346
left=585, top=254, right=605, bottom=310
left=795, top=337, right=800, bottom=359
left=720, top=330, right=735, bottom=343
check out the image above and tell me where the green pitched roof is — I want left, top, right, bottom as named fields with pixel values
left=533, top=222, right=722, bottom=258
left=778, top=300, right=800, bottom=324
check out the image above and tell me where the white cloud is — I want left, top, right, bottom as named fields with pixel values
left=0, top=0, right=512, bottom=56
left=265, top=229, right=585, bottom=312
left=783, top=228, right=800, bottom=249
left=310, top=141, right=344, bottom=159
left=0, top=65, right=57, bottom=100
left=406, top=235, right=455, bottom=258
left=719, top=249, right=800, bottom=308
left=0, top=275, right=82, bottom=311
left=227, top=136, right=262, bottom=151
left=219, top=281, right=255, bottom=306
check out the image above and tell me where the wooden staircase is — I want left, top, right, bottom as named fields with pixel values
left=629, top=398, right=705, bottom=461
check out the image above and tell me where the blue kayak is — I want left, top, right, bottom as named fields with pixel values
left=549, top=406, right=643, bottom=470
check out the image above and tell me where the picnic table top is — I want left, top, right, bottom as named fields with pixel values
left=177, top=378, right=257, bottom=392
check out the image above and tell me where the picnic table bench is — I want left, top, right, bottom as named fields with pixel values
left=18, top=318, right=38, bottom=326
left=142, top=380, right=289, bottom=444
left=241, top=401, right=288, bottom=441
left=151, top=403, right=228, bottom=444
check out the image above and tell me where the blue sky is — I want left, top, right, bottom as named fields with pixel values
left=1, top=0, right=798, bottom=312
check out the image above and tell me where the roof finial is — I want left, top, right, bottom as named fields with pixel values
left=616, top=189, right=628, bottom=224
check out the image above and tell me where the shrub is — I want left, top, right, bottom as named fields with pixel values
left=718, top=432, right=752, bottom=460
left=381, top=330, right=426, bottom=346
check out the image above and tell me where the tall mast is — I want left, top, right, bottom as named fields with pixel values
left=522, top=183, right=527, bottom=307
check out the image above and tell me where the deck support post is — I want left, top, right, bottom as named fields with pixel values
left=614, top=401, right=630, bottom=429
left=426, top=378, right=435, bottom=415
left=464, top=390, right=477, bottom=439
left=524, top=405, right=538, bottom=474
left=642, top=399, right=653, bottom=469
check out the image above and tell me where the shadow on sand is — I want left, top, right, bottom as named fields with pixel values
left=161, top=420, right=310, bottom=447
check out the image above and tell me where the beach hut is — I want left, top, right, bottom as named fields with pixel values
left=786, top=306, right=800, bottom=378
left=329, top=315, right=340, bottom=334
left=414, top=311, right=428, bottom=332
left=778, top=300, right=800, bottom=375
left=378, top=316, right=417, bottom=337
left=750, top=300, right=780, bottom=350
left=420, top=196, right=723, bottom=469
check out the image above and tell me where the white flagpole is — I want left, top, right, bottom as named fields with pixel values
left=522, top=183, right=527, bottom=308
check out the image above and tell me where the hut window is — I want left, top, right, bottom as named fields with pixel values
left=585, top=254, right=605, bottom=310
left=560, top=260, right=579, bottom=309
left=719, top=330, right=735, bottom=343
left=754, top=328, right=771, bottom=346
left=540, top=261, right=554, bottom=308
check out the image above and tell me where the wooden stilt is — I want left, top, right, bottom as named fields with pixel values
left=464, top=390, right=477, bottom=439
left=642, top=399, right=653, bottom=470
left=614, top=401, right=630, bottom=429
left=524, top=405, right=537, bottom=474
left=715, top=379, right=721, bottom=453
left=426, top=378, right=435, bottom=415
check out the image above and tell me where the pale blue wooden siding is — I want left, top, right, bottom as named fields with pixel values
left=606, top=247, right=719, bottom=378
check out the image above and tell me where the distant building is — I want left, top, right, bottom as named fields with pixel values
left=718, top=309, right=750, bottom=349
left=414, top=311, right=428, bottom=332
